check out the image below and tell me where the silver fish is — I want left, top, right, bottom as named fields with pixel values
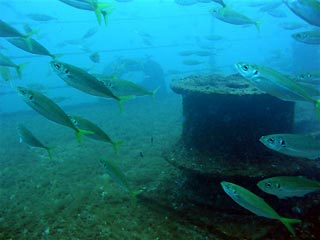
left=70, top=115, right=123, bottom=153
left=292, top=30, right=320, bottom=45
left=257, top=176, right=320, bottom=199
left=284, top=0, right=320, bottom=27
left=8, top=37, right=55, bottom=58
left=100, top=159, right=141, bottom=203
left=0, top=53, right=27, bottom=79
left=17, top=124, right=54, bottom=159
left=17, top=86, right=90, bottom=143
left=221, top=181, right=301, bottom=236
left=259, top=133, right=320, bottom=160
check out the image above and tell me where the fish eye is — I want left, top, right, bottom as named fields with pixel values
left=267, top=137, right=275, bottom=143
left=279, top=138, right=286, bottom=146
left=243, top=65, right=249, bottom=71
left=266, top=182, right=272, bottom=187
left=20, top=90, right=26, bottom=94
left=54, top=63, right=61, bottom=69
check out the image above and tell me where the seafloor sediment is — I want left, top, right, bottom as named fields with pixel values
left=0, top=95, right=319, bottom=239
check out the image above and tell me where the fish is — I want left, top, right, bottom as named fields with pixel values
left=82, top=27, right=98, bottom=39
left=175, top=0, right=197, bottom=6
left=235, top=62, right=320, bottom=117
left=211, top=0, right=226, bottom=7
left=0, top=53, right=27, bottom=79
left=0, top=19, right=34, bottom=49
left=0, top=19, right=32, bottom=38
left=69, top=115, right=123, bottom=154
left=194, top=50, right=214, bottom=57
left=17, top=124, right=54, bottom=159
left=100, top=159, right=142, bottom=203
left=210, top=7, right=261, bottom=31
left=279, top=21, right=309, bottom=30
left=297, top=70, right=320, bottom=84
left=257, top=176, right=320, bottom=199
left=221, top=181, right=301, bottom=236
left=50, top=61, right=127, bottom=110
left=58, top=0, right=114, bottom=26
left=197, top=0, right=226, bottom=7
left=89, top=51, right=100, bottom=63
left=96, top=74, right=159, bottom=98
left=292, top=30, right=320, bottom=45
left=16, top=86, right=91, bottom=143
left=182, top=59, right=203, bottom=65
left=204, top=34, right=223, bottom=41
left=259, top=133, right=320, bottom=160
left=0, top=66, right=11, bottom=82
left=8, top=37, right=55, bottom=58
left=284, top=0, right=320, bottom=27
left=267, top=8, right=287, bottom=18
left=26, top=13, right=58, bottom=21
left=178, top=50, right=195, bottom=56
left=259, top=1, right=283, bottom=12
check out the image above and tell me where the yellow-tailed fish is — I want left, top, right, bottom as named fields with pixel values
left=0, top=53, right=27, bottom=79
left=17, top=86, right=91, bottom=143
left=0, top=19, right=34, bottom=50
left=17, top=124, right=54, bottom=159
left=8, top=37, right=56, bottom=58
left=292, top=30, right=320, bottom=45
left=235, top=62, right=320, bottom=118
left=259, top=133, right=320, bottom=160
left=210, top=7, right=261, bottom=31
left=50, top=60, right=128, bottom=111
left=257, top=176, right=320, bottom=199
left=58, top=0, right=113, bottom=26
left=100, top=159, right=142, bottom=204
left=221, top=181, right=301, bottom=236
left=70, top=115, right=123, bottom=154
left=95, top=74, right=159, bottom=99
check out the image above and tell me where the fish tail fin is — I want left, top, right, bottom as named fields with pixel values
left=151, top=86, right=160, bottom=100
left=315, top=99, right=320, bottom=119
left=255, top=21, right=262, bottom=32
left=101, top=7, right=114, bottom=27
left=75, top=129, right=94, bottom=144
left=16, top=62, right=28, bottom=79
left=279, top=217, right=301, bottom=236
left=46, top=146, right=56, bottom=159
left=88, top=0, right=104, bottom=25
left=130, top=189, right=143, bottom=205
left=112, top=140, right=124, bottom=154
left=92, top=2, right=113, bottom=26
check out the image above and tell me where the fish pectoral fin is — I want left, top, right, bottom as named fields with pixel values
left=75, top=129, right=94, bottom=144
left=46, top=146, right=56, bottom=159
left=130, top=189, right=144, bottom=205
left=112, top=140, right=124, bottom=154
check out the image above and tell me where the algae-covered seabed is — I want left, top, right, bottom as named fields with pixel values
left=0, top=95, right=319, bottom=239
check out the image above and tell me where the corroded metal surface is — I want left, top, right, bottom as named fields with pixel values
left=170, top=73, right=263, bottom=95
